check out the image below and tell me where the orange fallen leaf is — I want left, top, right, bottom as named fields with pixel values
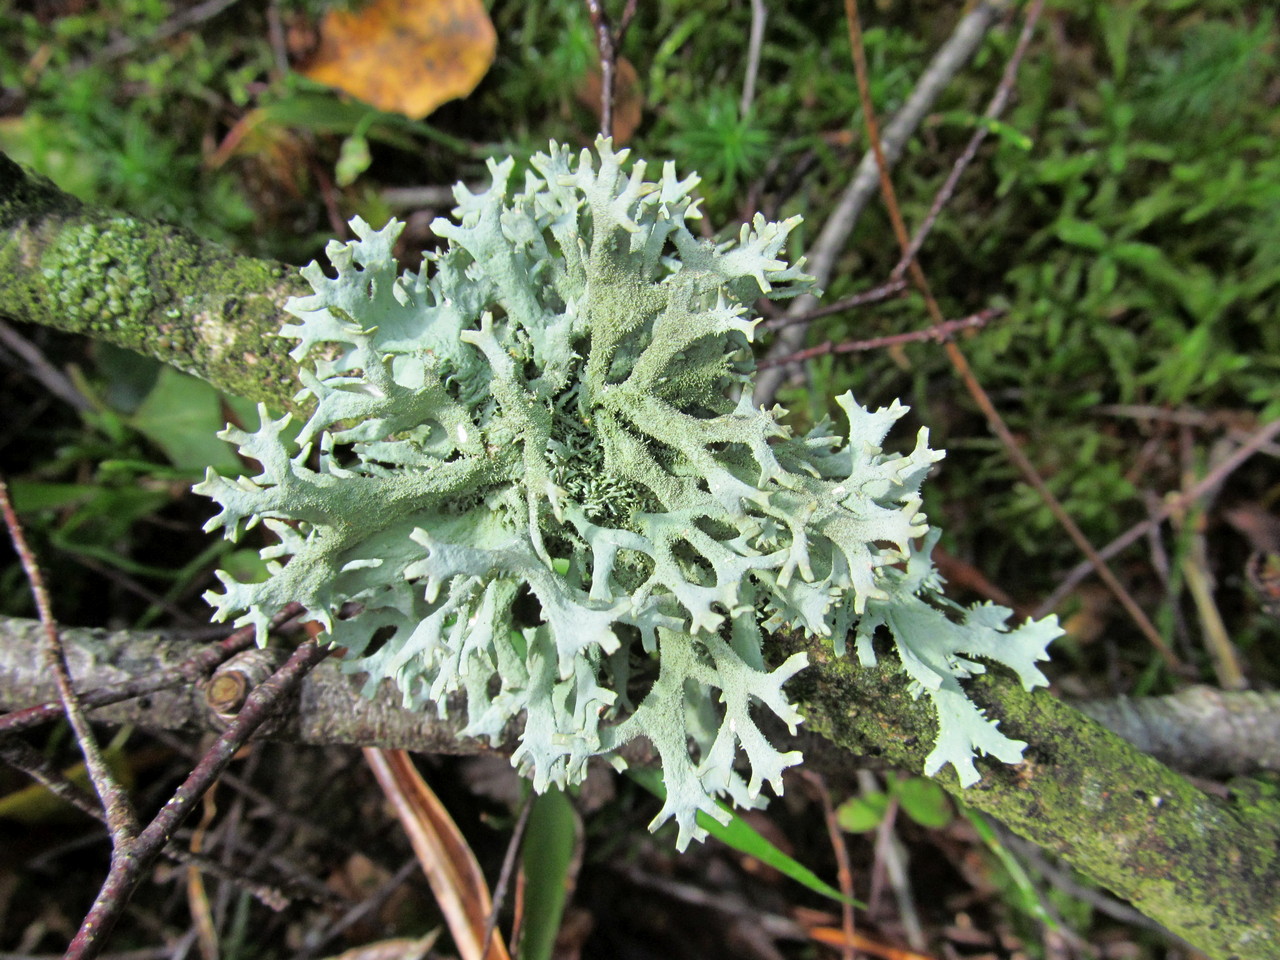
left=300, top=0, right=496, bottom=120
left=364, top=748, right=511, bottom=960
left=808, top=925, right=938, bottom=960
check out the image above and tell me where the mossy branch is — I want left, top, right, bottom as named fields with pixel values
left=774, top=629, right=1280, bottom=960
left=0, top=151, right=306, bottom=412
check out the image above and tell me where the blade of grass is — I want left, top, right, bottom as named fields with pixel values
left=517, top=788, right=580, bottom=960
left=627, top=768, right=863, bottom=907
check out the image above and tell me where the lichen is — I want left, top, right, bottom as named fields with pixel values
left=41, top=219, right=155, bottom=333
left=196, top=138, right=1061, bottom=849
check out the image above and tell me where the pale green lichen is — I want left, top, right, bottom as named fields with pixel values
left=196, top=139, right=1060, bottom=849
left=42, top=219, right=155, bottom=332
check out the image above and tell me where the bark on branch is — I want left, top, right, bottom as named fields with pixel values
left=4, top=615, right=1280, bottom=959
left=770, top=630, right=1280, bottom=960
left=0, top=151, right=306, bottom=413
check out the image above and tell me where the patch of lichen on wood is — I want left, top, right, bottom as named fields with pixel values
left=770, top=627, right=1280, bottom=959
left=0, top=151, right=308, bottom=413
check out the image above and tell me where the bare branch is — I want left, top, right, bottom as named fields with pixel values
left=758, top=307, right=1000, bottom=370
left=66, top=640, right=329, bottom=960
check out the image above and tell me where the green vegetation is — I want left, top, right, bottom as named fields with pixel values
left=2, top=0, right=1278, bottom=956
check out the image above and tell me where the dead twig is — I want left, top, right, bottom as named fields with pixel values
left=482, top=792, right=535, bottom=960
left=741, top=0, right=767, bottom=115
left=891, top=0, right=1045, bottom=280
left=758, top=278, right=908, bottom=332
left=758, top=307, right=1000, bottom=370
left=0, top=319, right=92, bottom=411
left=798, top=771, right=857, bottom=960
left=1, top=474, right=139, bottom=841
left=65, top=639, right=329, bottom=960
left=584, top=0, right=639, bottom=140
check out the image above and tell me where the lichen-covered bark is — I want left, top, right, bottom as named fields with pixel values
left=773, top=630, right=1280, bottom=960
left=5, top=611, right=1278, bottom=958
left=0, top=151, right=307, bottom=412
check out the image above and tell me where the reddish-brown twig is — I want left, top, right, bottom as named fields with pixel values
left=66, top=638, right=329, bottom=960
left=584, top=0, right=638, bottom=140
left=0, top=733, right=107, bottom=821
left=759, top=278, right=909, bottom=331
left=0, top=735, right=292, bottom=910
left=0, top=475, right=139, bottom=839
left=798, top=771, right=857, bottom=960
left=842, top=0, right=1183, bottom=673
left=759, top=307, right=1001, bottom=370
left=891, top=0, right=1046, bottom=281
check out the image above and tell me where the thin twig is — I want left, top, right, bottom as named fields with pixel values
left=891, top=0, right=1045, bottom=280
left=758, top=278, right=908, bottom=331
left=66, top=639, right=329, bottom=960
left=759, top=307, right=1000, bottom=370
left=0, top=735, right=294, bottom=912
left=0, top=734, right=107, bottom=821
left=741, top=0, right=767, bottom=115
left=96, top=0, right=245, bottom=62
left=754, top=1, right=1005, bottom=406
left=842, top=0, right=1182, bottom=673
left=301, top=858, right=420, bottom=957
left=584, top=0, right=639, bottom=140
left=0, top=319, right=92, bottom=411
left=799, top=771, right=856, bottom=960
left=1035, top=416, right=1280, bottom=618
left=481, top=792, right=535, bottom=960
left=0, top=475, right=139, bottom=840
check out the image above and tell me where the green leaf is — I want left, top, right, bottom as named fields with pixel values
left=894, top=777, right=953, bottom=829
left=629, top=769, right=861, bottom=907
left=519, top=788, right=579, bottom=960
left=7, top=482, right=101, bottom=513
left=835, top=792, right=889, bottom=833
left=130, top=368, right=242, bottom=474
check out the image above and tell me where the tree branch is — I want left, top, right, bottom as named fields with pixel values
left=773, top=630, right=1280, bottom=960
left=0, top=151, right=307, bottom=413
left=0, top=615, right=498, bottom=754
left=4, top=613, right=1279, bottom=958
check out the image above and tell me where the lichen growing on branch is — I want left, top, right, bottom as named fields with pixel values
left=196, top=138, right=1060, bottom=849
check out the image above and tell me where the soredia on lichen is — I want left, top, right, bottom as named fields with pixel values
left=196, top=138, right=1060, bottom=849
